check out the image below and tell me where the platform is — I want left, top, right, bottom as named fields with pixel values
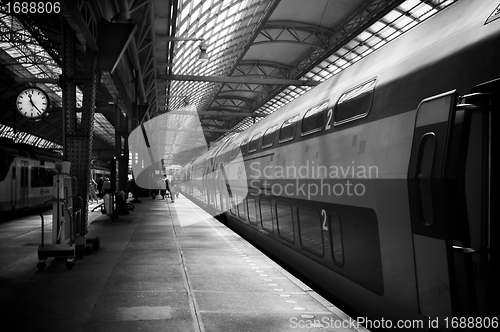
left=0, top=195, right=366, bottom=332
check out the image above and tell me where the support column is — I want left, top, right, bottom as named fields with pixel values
left=62, top=21, right=98, bottom=231
left=119, top=119, right=129, bottom=196
left=113, top=103, right=129, bottom=213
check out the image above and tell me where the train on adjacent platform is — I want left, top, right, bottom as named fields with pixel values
left=179, top=1, right=496, bottom=330
left=0, top=139, right=110, bottom=214
left=0, top=140, right=62, bottom=213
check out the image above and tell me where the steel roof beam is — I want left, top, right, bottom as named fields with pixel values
left=158, top=74, right=320, bottom=86
left=257, top=21, right=336, bottom=49
left=162, top=128, right=240, bottom=133
left=165, top=110, right=266, bottom=117
left=235, top=60, right=293, bottom=78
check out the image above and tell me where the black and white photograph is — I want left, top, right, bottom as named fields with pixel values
left=0, top=0, right=496, bottom=331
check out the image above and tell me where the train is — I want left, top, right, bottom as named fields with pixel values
left=90, top=165, right=111, bottom=181
left=0, top=139, right=110, bottom=214
left=178, top=0, right=496, bottom=330
left=0, top=139, right=62, bottom=213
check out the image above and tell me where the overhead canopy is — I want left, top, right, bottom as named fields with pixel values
left=0, top=0, right=458, bottom=164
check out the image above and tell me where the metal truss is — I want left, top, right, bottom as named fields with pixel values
left=213, top=0, right=407, bottom=142
left=257, top=21, right=335, bottom=50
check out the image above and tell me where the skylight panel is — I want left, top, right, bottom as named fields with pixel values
left=335, top=57, right=347, bottom=67
left=372, top=39, right=387, bottom=49
left=178, top=20, right=188, bottom=36
left=412, top=3, right=434, bottom=18
left=364, top=34, right=383, bottom=48
left=221, top=0, right=231, bottom=11
left=323, top=72, right=334, bottom=80
left=369, top=21, right=386, bottom=33
left=326, top=53, right=340, bottom=63
left=386, top=31, right=402, bottom=41
left=202, top=0, right=211, bottom=13
left=216, top=12, right=226, bottom=25
left=191, top=7, right=200, bottom=22
left=198, top=11, right=208, bottom=26
left=228, top=4, right=239, bottom=17
left=344, top=39, right=360, bottom=50
left=223, top=17, right=234, bottom=30
left=378, top=26, right=397, bottom=39
left=383, top=10, right=401, bottom=23
left=393, top=14, right=414, bottom=30
left=206, top=18, right=215, bottom=30
left=401, top=19, right=418, bottom=32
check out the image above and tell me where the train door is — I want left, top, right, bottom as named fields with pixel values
left=408, top=81, right=494, bottom=326
left=214, top=164, right=220, bottom=210
left=207, top=166, right=214, bottom=206
left=19, top=160, right=29, bottom=209
left=10, top=163, right=16, bottom=210
left=201, top=165, right=208, bottom=203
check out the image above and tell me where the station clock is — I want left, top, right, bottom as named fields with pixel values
left=16, top=87, right=50, bottom=119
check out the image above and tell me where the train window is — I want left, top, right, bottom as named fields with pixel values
left=247, top=196, right=258, bottom=225
left=229, top=144, right=239, bottom=159
left=240, top=139, right=249, bottom=156
left=329, top=211, right=344, bottom=266
left=279, top=114, right=299, bottom=143
left=334, top=77, right=377, bottom=125
left=301, top=101, right=329, bottom=136
left=260, top=199, right=274, bottom=232
left=248, top=132, right=263, bottom=153
left=298, top=207, right=324, bottom=256
left=31, top=166, right=53, bottom=187
left=238, top=196, right=247, bottom=220
left=276, top=202, right=294, bottom=242
left=21, top=162, right=28, bottom=187
left=262, top=125, right=278, bottom=148
left=230, top=196, right=237, bottom=215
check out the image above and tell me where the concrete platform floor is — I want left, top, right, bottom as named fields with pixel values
left=0, top=195, right=367, bottom=332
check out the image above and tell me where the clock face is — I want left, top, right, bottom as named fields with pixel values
left=16, top=87, right=50, bottom=119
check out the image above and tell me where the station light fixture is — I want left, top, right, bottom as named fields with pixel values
left=163, top=37, right=209, bottom=68
left=198, top=40, right=208, bottom=62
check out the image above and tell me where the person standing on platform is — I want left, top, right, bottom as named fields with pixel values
left=89, top=178, right=98, bottom=203
left=175, top=180, right=180, bottom=198
left=103, top=177, right=111, bottom=196
left=169, top=179, right=177, bottom=203
left=160, top=175, right=167, bottom=200
left=164, top=176, right=173, bottom=202
left=96, top=176, right=104, bottom=198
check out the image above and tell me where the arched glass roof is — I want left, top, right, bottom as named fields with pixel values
left=1, top=0, right=459, bottom=162
left=161, top=0, right=457, bottom=148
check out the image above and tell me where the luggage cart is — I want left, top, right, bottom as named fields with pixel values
left=37, top=195, right=82, bottom=271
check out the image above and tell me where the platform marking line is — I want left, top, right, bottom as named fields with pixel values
left=166, top=201, right=205, bottom=332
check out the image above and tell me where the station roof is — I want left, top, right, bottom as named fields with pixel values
left=0, top=0, right=457, bottom=164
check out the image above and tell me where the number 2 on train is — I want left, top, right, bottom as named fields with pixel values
left=325, top=109, right=333, bottom=130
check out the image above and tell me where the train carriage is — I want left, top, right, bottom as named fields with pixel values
left=1, top=140, right=112, bottom=214
left=180, top=0, right=497, bottom=329
left=0, top=141, right=60, bottom=213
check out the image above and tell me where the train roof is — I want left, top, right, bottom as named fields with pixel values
left=184, top=0, right=500, bottom=169
left=0, top=138, right=62, bottom=162
left=231, top=0, right=499, bottom=143
left=221, top=1, right=497, bottom=144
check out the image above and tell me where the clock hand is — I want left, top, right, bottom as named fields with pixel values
left=32, top=103, right=42, bottom=113
left=27, top=94, right=42, bottom=114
